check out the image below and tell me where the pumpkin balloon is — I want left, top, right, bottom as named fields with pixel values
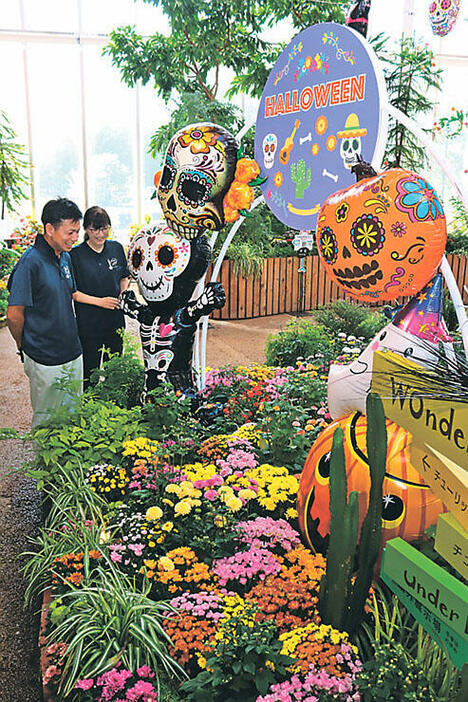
left=315, top=168, right=446, bottom=302
left=297, top=413, right=446, bottom=555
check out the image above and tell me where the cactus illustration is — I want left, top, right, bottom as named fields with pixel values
left=319, top=392, right=387, bottom=634
left=290, top=159, right=311, bottom=199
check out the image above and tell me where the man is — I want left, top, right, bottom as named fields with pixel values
left=7, top=198, right=84, bottom=427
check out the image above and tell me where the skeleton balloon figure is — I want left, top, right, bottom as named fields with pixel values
left=121, top=123, right=260, bottom=405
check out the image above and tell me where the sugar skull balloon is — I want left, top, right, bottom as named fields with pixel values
left=316, top=168, right=447, bottom=301
left=297, top=413, right=446, bottom=556
left=158, top=123, right=239, bottom=239
left=429, top=0, right=460, bottom=36
left=127, top=225, right=192, bottom=303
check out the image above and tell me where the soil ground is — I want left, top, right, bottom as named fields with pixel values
left=0, top=311, right=308, bottom=700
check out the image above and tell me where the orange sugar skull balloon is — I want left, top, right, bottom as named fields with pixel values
left=297, top=412, right=446, bottom=554
left=315, top=168, right=446, bottom=302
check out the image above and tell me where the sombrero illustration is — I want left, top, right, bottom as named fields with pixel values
left=337, top=113, right=367, bottom=139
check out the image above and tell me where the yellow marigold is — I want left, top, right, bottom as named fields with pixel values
left=162, top=521, right=174, bottom=531
left=174, top=500, right=192, bottom=516
left=146, top=506, right=163, bottom=521
left=226, top=496, right=243, bottom=512
left=158, top=556, right=175, bottom=571
left=165, top=484, right=181, bottom=495
left=238, top=488, right=257, bottom=501
left=234, top=157, right=260, bottom=184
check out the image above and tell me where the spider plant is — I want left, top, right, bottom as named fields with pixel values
left=46, top=564, right=185, bottom=697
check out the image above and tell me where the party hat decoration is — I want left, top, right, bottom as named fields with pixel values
left=392, top=273, right=452, bottom=344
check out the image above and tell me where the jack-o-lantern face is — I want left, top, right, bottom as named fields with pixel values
left=297, top=413, right=446, bottom=556
left=429, top=0, right=460, bottom=36
left=316, top=168, right=446, bottom=301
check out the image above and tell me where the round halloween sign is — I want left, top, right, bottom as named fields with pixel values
left=315, top=168, right=447, bottom=301
left=254, top=22, right=388, bottom=230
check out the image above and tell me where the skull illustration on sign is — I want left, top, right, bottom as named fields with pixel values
left=429, top=0, right=460, bottom=36
left=337, top=114, right=367, bottom=170
left=262, top=133, right=277, bottom=170
left=127, top=224, right=191, bottom=302
left=158, top=123, right=239, bottom=240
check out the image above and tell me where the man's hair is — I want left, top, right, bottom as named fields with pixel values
left=83, top=206, right=111, bottom=240
left=41, top=198, right=82, bottom=230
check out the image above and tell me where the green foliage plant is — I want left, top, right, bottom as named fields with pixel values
left=357, top=582, right=462, bottom=702
left=46, top=565, right=185, bottom=697
left=0, top=110, right=29, bottom=218
left=372, top=34, right=442, bottom=170
left=356, top=642, right=435, bottom=701
left=88, top=331, right=145, bottom=409
left=28, top=396, right=143, bottom=488
left=314, top=299, right=387, bottom=343
left=319, top=393, right=387, bottom=635
left=265, top=318, right=333, bottom=367
left=180, top=608, right=293, bottom=701
left=446, top=197, right=468, bottom=255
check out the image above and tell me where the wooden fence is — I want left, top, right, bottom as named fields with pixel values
left=208, top=254, right=468, bottom=320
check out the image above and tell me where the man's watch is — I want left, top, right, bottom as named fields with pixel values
left=17, top=348, right=24, bottom=363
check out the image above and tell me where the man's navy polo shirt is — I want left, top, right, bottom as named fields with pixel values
left=7, top=234, right=82, bottom=366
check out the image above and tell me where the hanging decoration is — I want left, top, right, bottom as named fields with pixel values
left=428, top=0, right=461, bottom=37
left=316, top=168, right=447, bottom=301
left=346, top=1, right=372, bottom=38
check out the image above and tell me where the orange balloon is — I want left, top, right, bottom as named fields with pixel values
left=297, top=413, right=446, bottom=556
left=315, top=168, right=446, bottom=302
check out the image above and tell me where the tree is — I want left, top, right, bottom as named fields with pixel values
left=372, top=34, right=442, bottom=170
left=0, top=111, right=29, bottom=219
left=104, top=1, right=346, bottom=126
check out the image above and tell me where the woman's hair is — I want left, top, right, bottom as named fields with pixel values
left=83, top=206, right=111, bottom=240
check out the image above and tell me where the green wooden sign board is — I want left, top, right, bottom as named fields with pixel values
left=380, top=538, right=468, bottom=640
left=435, top=512, right=468, bottom=582
left=381, top=573, right=468, bottom=669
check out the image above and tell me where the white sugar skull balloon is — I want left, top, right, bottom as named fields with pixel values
left=157, top=123, right=239, bottom=240
left=429, top=0, right=460, bottom=36
left=127, top=224, right=191, bottom=302
left=262, top=133, right=277, bottom=170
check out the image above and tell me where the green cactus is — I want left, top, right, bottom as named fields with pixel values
left=319, top=427, right=359, bottom=630
left=345, top=392, right=387, bottom=634
left=290, top=159, right=311, bottom=199
left=319, top=393, right=387, bottom=635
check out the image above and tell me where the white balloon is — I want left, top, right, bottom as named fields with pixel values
left=327, top=322, right=442, bottom=419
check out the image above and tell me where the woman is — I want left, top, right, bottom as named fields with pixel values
left=71, top=206, right=130, bottom=388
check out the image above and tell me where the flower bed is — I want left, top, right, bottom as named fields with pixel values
left=23, top=354, right=462, bottom=701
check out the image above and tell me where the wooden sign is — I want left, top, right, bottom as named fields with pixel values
left=410, top=443, right=468, bottom=530
left=382, top=573, right=468, bottom=668
left=435, top=512, right=468, bottom=582
left=371, top=350, right=468, bottom=468
left=380, top=537, right=468, bottom=640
